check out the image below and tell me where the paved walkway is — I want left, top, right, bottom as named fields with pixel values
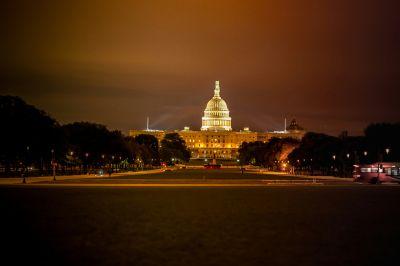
left=248, top=169, right=353, bottom=182
left=18, top=183, right=327, bottom=188
left=0, top=169, right=164, bottom=185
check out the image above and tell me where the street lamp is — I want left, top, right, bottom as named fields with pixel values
left=346, top=153, right=350, bottom=159
left=332, top=155, right=336, bottom=160
left=385, top=148, right=390, bottom=155
left=20, top=162, right=26, bottom=184
left=51, top=149, right=56, bottom=181
left=85, top=153, right=89, bottom=174
left=22, top=146, right=31, bottom=184
left=363, top=151, right=368, bottom=156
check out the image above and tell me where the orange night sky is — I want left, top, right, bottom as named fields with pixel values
left=1, top=0, right=399, bottom=135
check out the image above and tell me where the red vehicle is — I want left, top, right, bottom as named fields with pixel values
left=204, top=164, right=222, bottom=169
left=353, top=162, right=400, bottom=184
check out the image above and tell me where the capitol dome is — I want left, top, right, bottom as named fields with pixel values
left=201, top=81, right=232, bottom=131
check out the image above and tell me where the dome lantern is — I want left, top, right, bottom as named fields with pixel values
left=214, top=80, right=221, bottom=97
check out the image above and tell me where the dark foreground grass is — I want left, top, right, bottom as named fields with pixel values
left=1, top=186, right=400, bottom=266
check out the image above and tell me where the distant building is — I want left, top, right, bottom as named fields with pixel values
left=129, top=81, right=305, bottom=159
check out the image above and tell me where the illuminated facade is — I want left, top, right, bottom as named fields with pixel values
left=201, top=81, right=232, bottom=131
left=129, top=81, right=306, bottom=159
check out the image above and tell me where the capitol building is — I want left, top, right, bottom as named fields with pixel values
left=129, top=81, right=305, bottom=159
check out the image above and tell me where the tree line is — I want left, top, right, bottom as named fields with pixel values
left=239, top=125, right=400, bottom=177
left=0, top=96, right=190, bottom=177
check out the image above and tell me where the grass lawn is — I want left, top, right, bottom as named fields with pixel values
left=109, top=169, right=308, bottom=180
left=1, top=185, right=400, bottom=265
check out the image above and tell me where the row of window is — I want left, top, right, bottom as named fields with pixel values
left=360, top=167, right=400, bottom=176
left=187, top=144, right=238, bottom=148
left=203, top=120, right=231, bottom=126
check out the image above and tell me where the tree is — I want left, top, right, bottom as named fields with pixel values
left=160, top=133, right=190, bottom=164
left=288, top=132, right=341, bottom=175
left=63, top=122, right=110, bottom=161
left=238, top=141, right=268, bottom=165
left=134, top=134, right=160, bottom=165
left=238, top=138, right=299, bottom=168
left=287, top=132, right=367, bottom=176
left=0, top=96, right=65, bottom=175
left=125, top=136, right=141, bottom=162
left=263, top=138, right=299, bottom=168
left=62, top=122, right=131, bottom=170
left=364, top=123, right=400, bottom=162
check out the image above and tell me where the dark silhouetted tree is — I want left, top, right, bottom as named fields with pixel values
left=160, top=133, right=190, bottom=163
left=0, top=96, right=65, bottom=175
left=62, top=122, right=131, bottom=165
left=134, top=134, right=160, bottom=165
left=364, top=123, right=400, bottom=162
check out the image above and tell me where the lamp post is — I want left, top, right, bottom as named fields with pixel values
left=22, top=146, right=30, bottom=184
left=69, top=151, right=74, bottom=173
left=51, top=149, right=56, bottom=181
left=385, top=148, right=390, bottom=161
left=139, top=158, right=143, bottom=170
left=363, top=151, right=368, bottom=164
left=343, top=153, right=350, bottom=177
left=111, top=155, right=115, bottom=173
left=332, top=154, right=336, bottom=176
left=21, top=162, right=26, bottom=184
left=85, top=153, right=89, bottom=174
left=101, top=154, right=105, bottom=170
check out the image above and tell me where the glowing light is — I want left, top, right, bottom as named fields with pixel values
left=201, top=81, right=232, bottom=131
